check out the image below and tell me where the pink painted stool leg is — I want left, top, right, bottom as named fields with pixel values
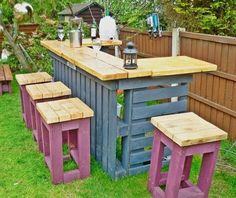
left=0, top=82, right=2, bottom=95
left=19, top=86, right=24, bottom=118
left=78, top=118, right=90, bottom=179
left=198, top=142, right=220, bottom=198
left=165, top=144, right=186, bottom=198
left=30, top=100, right=37, bottom=140
left=22, top=86, right=32, bottom=129
left=148, top=129, right=165, bottom=192
left=8, top=82, right=12, bottom=94
left=36, top=109, right=43, bottom=152
left=41, top=121, right=50, bottom=156
left=182, top=155, right=193, bottom=188
left=49, top=124, right=64, bottom=184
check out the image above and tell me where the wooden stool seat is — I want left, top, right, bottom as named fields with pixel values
left=16, top=72, right=52, bottom=129
left=148, top=112, right=227, bottom=198
left=16, top=72, right=52, bottom=85
left=151, top=112, right=227, bottom=147
left=26, top=81, right=71, bottom=151
left=37, top=98, right=94, bottom=184
left=0, top=65, right=13, bottom=95
left=37, top=98, right=94, bottom=124
left=26, top=81, right=71, bottom=100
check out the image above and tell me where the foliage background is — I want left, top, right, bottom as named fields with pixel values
left=0, top=0, right=236, bottom=72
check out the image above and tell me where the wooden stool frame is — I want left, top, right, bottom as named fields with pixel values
left=41, top=117, right=91, bottom=184
left=148, top=128, right=220, bottom=198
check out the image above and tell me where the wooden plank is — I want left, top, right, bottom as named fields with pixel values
left=107, top=90, right=118, bottom=179
left=63, top=38, right=122, bottom=47
left=133, top=84, right=188, bottom=103
left=132, top=100, right=187, bottom=120
left=180, top=31, right=236, bottom=45
left=151, top=112, right=227, bottom=147
left=48, top=100, right=71, bottom=122
left=90, top=80, right=96, bottom=155
left=130, top=150, right=151, bottom=165
left=70, top=98, right=94, bottom=118
left=35, top=83, right=53, bottom=99
left=36, top=103, right=59, bottom=124
left=0, top=67, right=5, bottom=81
left=130, top=136, right=153, bottom=150
left=26, top=84, right=42, bottom=100
left=3, top=65, right=13, bottom=81
left=102, top=88, right=109, bottom=171
left=96, top=84, right=102, bottom=161
left=16, top=72, right=52, bottom=85
left=119, top=75, right=192, bottom=90
left=138, top=56, right=217, bottom=77
left=189, top=92, right=236, bottom=118
left=59, top=99, right=83, bottom=120
left=131, top=121, right=154, bottom=136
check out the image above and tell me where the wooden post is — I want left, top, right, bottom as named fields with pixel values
left=171, top=28, right=186, bottom=102
left=172, top=27, right=185, bottom=57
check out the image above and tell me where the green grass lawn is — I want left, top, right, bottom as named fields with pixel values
left=0, top=75, right=236, bottom=198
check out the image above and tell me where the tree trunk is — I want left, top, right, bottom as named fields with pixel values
left=0, top=20, right=30, bottom=70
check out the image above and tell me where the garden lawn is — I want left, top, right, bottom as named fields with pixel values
left=0, top=74, right=236, bottom=198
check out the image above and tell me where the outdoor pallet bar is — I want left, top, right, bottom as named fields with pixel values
left=41, top=40, right=217, bottom=179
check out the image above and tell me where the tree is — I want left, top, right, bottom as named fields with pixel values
left=161, top=0, right=236, bottom=36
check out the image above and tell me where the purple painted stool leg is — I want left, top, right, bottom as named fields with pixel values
left=148, top=129, right=165, bottom=192
left=198, top=142, right=220, bottom=198
left=8, top=82, right=12, bottom=94
left=78, top=118, right=90, bottom=179
left=0, top=82, right=2, bottom=95
left=41, top=121, right=50, bottom=157
left=21, top=86, right=32, bottom=129
left=165, top=144, right=186, bottom=198
left=182, top=155, right=193, bottom=188
left=19, top=86, right=24, bottom=118
left=49, top=124, right=64, bottom=184
left=35, top=109, right=43, bottom=152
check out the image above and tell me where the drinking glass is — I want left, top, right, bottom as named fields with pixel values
left=58, top=28, right=64, bottom=42
left=92, top=39, right=102, bottom=58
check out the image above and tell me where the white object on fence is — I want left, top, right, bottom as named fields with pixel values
left=99, top=16, right=118, bottom=40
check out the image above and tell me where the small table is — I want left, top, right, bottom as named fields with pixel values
left=26, top=81, right=71, bottom=151
left=41, top=40, right=217, bottom=179
left=16, top=72, right=52, bottom=129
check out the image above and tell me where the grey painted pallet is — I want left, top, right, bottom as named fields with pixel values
left=51, top=52, right=192, bottom=179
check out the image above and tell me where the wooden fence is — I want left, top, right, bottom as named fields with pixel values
left=119, top=27, right=172, bottom=58
left=180, top=32, right=236, bottom=140
left=120, top=28, right=236, bottom=140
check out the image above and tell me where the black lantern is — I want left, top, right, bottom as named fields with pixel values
left=123, top=42, right=138, bottom=70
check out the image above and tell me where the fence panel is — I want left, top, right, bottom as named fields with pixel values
left=180, top=32, right=236, bottom=139
left=119, top=28, right=172, bottom=58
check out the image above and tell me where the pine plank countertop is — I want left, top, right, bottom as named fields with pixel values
left=41, top=40, right=217, bottom=81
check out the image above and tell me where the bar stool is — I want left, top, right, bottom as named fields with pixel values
left=148, top=112, right=227, bottom=198
left=26, top=81, right=71, bottom=152
left=37, top=98, right=94, bottom=184
left=16, top=72, right=52, bottom=129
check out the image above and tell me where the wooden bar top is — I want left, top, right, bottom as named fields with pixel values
left=41, top=40, right=217, bottom=81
